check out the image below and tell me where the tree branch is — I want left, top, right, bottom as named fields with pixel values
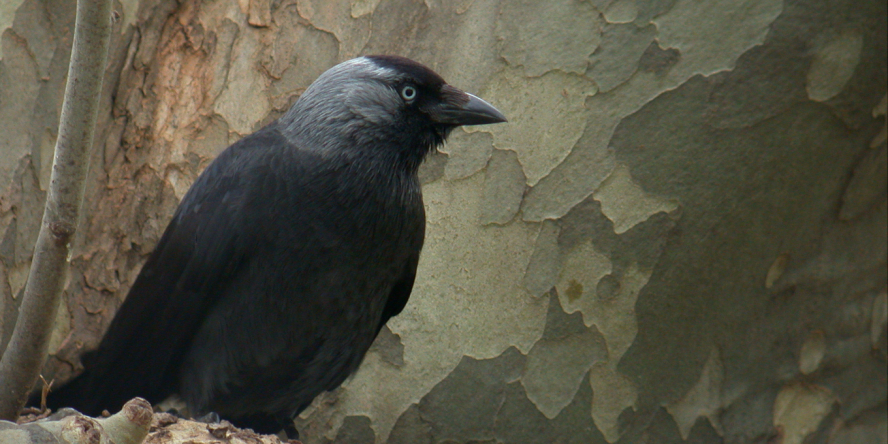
left=0, top=0, right=113, bottom=420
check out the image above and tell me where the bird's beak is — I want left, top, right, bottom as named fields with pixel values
left=427, top=86, right=507, bottom=126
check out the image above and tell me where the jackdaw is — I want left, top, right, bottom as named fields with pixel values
left=41, top=55, right=506, bottom=436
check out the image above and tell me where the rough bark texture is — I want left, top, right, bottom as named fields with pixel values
left=2, top=397, right=153, bottom=444
left=1, top=0, right=885, bottom=443
left=4, top=398, right=288, bottom=444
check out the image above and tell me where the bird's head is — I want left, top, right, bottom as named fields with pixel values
left=281, top=55, right=506, bottom=172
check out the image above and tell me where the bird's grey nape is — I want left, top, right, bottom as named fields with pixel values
left=279, top=57, right=408, bottom=155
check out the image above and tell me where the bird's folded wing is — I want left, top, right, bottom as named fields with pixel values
left=76, top=160, right=251, bottom=413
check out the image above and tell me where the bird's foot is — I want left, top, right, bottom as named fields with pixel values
left=163, top=408, right=221, bottom=425
left=282, top=423, right=300, bottom=440
left=195, top=411, right=221, bottom=424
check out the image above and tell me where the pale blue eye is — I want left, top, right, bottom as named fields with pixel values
left=401, top=85, right=417, bottom=101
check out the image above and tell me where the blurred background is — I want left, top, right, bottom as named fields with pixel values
left=0, top=0, right=885, bottom=443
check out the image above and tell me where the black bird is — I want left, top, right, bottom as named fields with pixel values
left=42, top=55, right=506, bottom=435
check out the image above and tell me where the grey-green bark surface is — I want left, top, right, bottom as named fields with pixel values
left=0, top=0, right=885, bottom=443
left=0, top=0, right=112, bottom=420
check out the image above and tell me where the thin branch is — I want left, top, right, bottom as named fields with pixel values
left=0, top=0, right=114, bottom=420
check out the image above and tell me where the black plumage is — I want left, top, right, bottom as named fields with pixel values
left=42, top=55, right=506, bottom=435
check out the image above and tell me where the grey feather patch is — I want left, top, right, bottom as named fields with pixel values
left=280, top=57, right=406, bottom=155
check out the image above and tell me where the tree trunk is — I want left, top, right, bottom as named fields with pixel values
left=1, top=0, right=885, bottom=443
